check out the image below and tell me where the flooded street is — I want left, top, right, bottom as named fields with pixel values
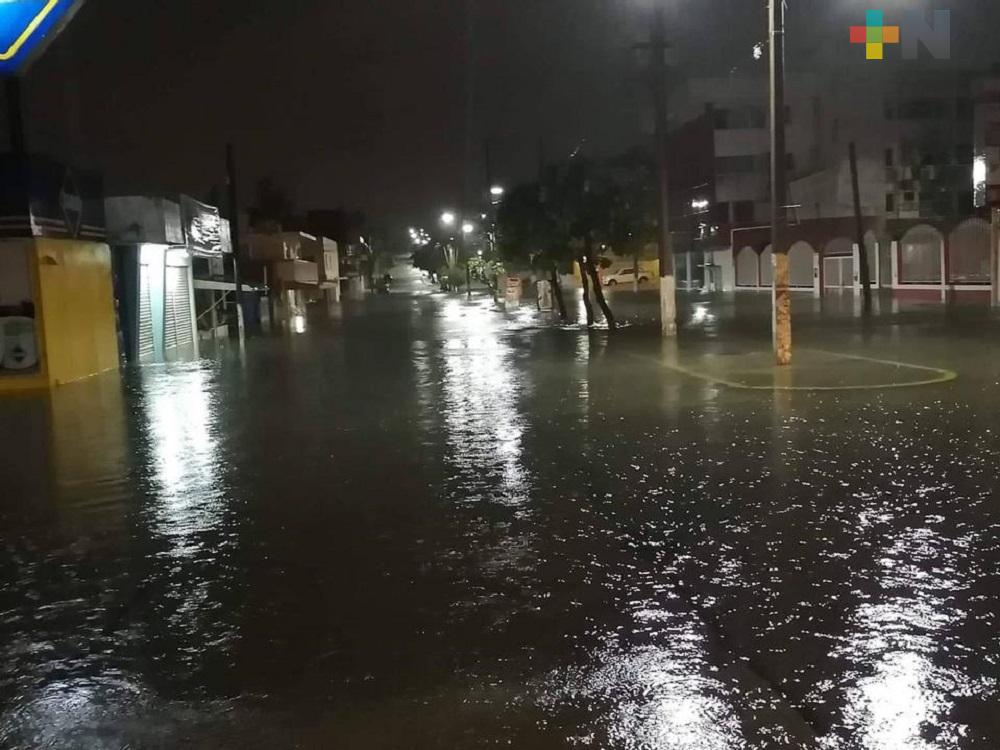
left=3, top=288, right=1000, bottom=749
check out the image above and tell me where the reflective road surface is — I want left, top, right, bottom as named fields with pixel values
left=2, top=288, right=1000, bottom=748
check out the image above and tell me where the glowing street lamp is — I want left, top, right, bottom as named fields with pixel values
left=440, top=211, right=456, bottom=227
left=461, top=221, right=474, bottom=235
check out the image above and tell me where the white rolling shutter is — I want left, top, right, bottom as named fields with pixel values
left=164, top=266, right=194, bottom=353
left=138, top=265, right=155, bottom=360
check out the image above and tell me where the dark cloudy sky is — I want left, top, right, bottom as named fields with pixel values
left=8, top=0, right=1000, bottom=236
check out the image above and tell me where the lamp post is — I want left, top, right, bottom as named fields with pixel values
left=770, top=0, right=792, bottom=365
left=462, top=221, right=474, bottom=300
left=488, top=185, right=504, bottom=260
left=439, top=211, right=457, bottom=271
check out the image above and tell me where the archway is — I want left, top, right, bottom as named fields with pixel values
left=735, top=246, right=759, bottom=287
left=899, top=225, right=943, bottom=284
left=788, top=241, right=815, bottom=288
left=948, top=218, right=990, bottom=284
left=760, top=245, right=773, bottom=287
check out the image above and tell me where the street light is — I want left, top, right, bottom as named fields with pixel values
left=440, top=211, right=456, bottom=227
left=461, top=221, right=474, bottom=235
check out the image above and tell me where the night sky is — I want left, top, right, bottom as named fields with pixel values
left=7, top=0, right=1000, bottom=238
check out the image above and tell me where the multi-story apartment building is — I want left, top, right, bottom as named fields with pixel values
left=667, top=69, right=992, bottom=302
left=665, top=75, right=819, bottom=289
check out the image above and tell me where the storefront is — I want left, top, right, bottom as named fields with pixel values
left=0, top=155, right=118, bottom=393
left=106, top=196, right=199, bottom=363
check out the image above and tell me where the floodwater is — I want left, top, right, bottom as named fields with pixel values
left=3, top=285, right=1000, bottom=749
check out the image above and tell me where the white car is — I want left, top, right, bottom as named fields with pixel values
left=603, top=267, right=650, bottom=286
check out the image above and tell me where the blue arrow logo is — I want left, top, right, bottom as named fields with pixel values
left=0, top=0, right=81, bottom=75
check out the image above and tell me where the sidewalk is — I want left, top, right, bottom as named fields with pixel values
left=545, top=288, right=1000, bottom=390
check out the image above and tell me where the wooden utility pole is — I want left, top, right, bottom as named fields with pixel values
left=769, top=0, right=792, bottom=365
left=637, top=8, right=676, bottom=337
left=226, top=143, right=246, bottom=342
left=5, top=78, right=25, bottom=156
left=849, top=142, right=873, bottom=313
left=991, top=206, right=1000, bottom=307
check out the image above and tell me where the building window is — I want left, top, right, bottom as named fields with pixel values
left=885, top=193, right=896, bottom=212
left=987, top=123, right=1000, bottom=148
left=884, top=148, right=894, bottom=167
left=903, top=191, right=916, bottom=202
left=898, top=99, right=947, bottom=120
left=712, top=202, right=730, bottom=223
left=734, top=201, right=755, bottom=223
left=713, top=106, right=766, bottom=130
left=715, top=155, right=757, bottom=174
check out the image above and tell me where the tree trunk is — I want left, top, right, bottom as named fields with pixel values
left=585, top=241, right=616, bottom=330
left=577, top=255, right=594, bottom=327
left=550, top=266, right=568, bottom=320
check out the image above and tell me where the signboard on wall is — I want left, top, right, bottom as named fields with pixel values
left=0, top=0, right=86, bottom=76
left=180, top=195, right=226, bottom=258
left=0, top=155, right=105, bottom=240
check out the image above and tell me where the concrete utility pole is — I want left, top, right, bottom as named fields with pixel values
left=849, top=142, right=873, bottom=313
left=769, top=0, right=792, bottom=365
left=638, top=8, right=677, bottom=337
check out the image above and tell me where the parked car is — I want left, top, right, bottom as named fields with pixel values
left=603, top=267, right=650, bottom=286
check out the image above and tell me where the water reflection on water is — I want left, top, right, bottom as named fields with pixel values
left=834, top=525, right=971, bottom=748
left=435, top=298, right=530, bottom=507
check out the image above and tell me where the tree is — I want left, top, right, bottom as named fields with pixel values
left=411, top=241, right=447, bottom=284
left=498, top=153, right=661, bottom=330
left=250, top=177, right=293, bottom=231
left=468, top=256, right=504, bottom=297
left=558, top=158, right=618, bottom=330
left=605, top=148, right=659, bottom=291
left=304, top=208, right=368, bottom=246
left=496, top=181, right=571, bottom=320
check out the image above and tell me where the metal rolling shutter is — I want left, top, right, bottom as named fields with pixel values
left=138, top=265, right=155, bottom=360
left=164, top=266, right=194, bottom=352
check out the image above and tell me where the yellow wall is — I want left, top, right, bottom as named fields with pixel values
left=35, top=239, right=119, bottom=387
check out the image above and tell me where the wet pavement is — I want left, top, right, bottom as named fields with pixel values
left=3, top=285, right=1000, bottom=748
